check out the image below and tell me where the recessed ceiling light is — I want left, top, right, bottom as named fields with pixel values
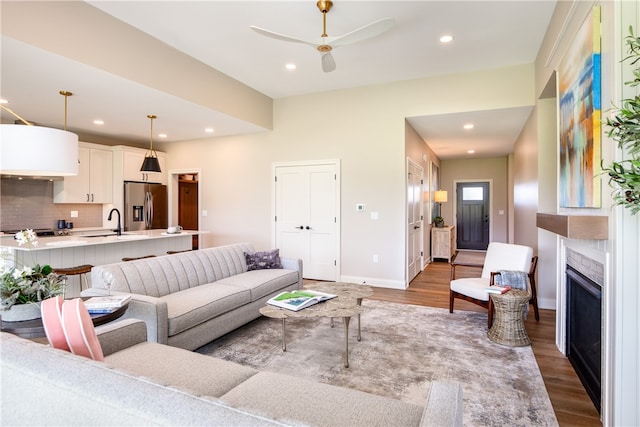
left=439, top=35, right=454, bottom=43
left=158, top=133, right=167, bottom=138
left=205, top=128, right=214, bottom=133
left=93, top=119, right=104, bottom=125
left=285, top=63, right=297, bottom=70
left=463, top=123, right=474, bottom=130
left=467, top=150, right=475, bottom=154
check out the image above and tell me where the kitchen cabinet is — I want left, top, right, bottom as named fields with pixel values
left=122, top=149, right=166, bottom=184
left=53, top=142, right=113, bottom=204
left=431, top=225, right=455, bottom=262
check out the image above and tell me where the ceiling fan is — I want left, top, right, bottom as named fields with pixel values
left=250, top=0, right=395, bottom=73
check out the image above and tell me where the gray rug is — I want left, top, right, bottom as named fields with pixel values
left=197, top=300, right=558, bottom=426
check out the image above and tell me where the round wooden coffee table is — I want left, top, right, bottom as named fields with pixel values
left=304, top=282, right=373, bottom=341
left=260, top=297, right=362, bottom=368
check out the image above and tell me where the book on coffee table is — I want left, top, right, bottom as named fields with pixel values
left=267, top=290, right=337, bottom=311
left=83, top=295, right=131, bottom=311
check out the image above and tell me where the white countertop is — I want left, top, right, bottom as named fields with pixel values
left=0, top=229, right=198, bottom=251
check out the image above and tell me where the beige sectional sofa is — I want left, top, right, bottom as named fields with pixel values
left=1, top=319, right=463, bottom=426
left=86, top=243, right=302, bottom=350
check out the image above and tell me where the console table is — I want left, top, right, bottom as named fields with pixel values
left=431, top=225, right=456, bottom=262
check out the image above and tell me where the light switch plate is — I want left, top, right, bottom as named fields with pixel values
left=70, top=210, right=78, bottom=218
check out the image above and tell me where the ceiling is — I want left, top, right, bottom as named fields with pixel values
left=0, top=1, right=556, bottom=158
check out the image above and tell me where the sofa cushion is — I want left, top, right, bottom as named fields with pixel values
left=221, top=371, right=423, bottom=427
left=244, top=249, right=282, bottom=270
left=161, top=283, right=251, bottom=336
left=215, top=269, right=300, bottom=302
left=105, top=342, right=259, bottom=398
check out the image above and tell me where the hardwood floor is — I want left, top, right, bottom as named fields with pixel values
left=367, top=260, right=602, bottom=427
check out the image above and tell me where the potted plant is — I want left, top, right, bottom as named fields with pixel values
left=433, top=216, right=445, bottom=228
left=0, top=229, right=66, bottom=321
left=602, top=27, right=640, bottom=214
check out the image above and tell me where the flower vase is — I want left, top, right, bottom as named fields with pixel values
left=1, top=302, right=42, bottom=322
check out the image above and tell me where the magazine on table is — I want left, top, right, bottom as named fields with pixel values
left=83, top=294, right=132, bottom=311
left=267, top=290, right=337, bottom=311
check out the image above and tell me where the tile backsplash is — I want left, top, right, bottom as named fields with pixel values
left=1, top=178, right=103, bottom=231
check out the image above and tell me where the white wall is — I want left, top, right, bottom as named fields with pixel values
left=162, top=64, right=535, bottom=288
left=515, top=0, right=640, bottom=424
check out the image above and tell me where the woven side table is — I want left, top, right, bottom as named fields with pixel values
left=487, top=289, right=531, bottom=347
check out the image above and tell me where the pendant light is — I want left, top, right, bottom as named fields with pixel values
left=0, top=91, right=79, bottom=176
left=140, top=114, right=161, bottom=172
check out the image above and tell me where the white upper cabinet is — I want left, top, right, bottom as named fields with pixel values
left=122, top=149, right=166, bottom=184
left=53, top=142, right=113, bottom=203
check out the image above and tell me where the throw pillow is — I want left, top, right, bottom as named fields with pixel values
left=41, top=296, right=70, bottom=352
left=245, top=249, right=283, bottom=271
left=61, top=298, right=104, bottom=361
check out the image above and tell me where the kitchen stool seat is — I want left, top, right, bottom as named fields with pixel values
left=52, top=264, right=93, bottom=296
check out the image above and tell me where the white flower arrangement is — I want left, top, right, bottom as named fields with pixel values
left=0, top=229, right=65, bottom=310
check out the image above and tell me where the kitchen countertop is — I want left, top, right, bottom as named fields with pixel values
left=0, top=229, right=199, bottom=251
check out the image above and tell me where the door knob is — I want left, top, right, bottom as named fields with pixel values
left=295, top=226, right=304, bottom=229
left=305, top=226, right=311, bottom=230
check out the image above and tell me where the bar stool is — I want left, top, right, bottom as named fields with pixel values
left=52, top=264, right=93, bottom=296
left=167, top=249, right=193, bottom=255
left=122, top=255, right=156, bottom=262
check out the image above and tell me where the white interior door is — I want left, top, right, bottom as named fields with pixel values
left=407, top=159, right=424, bottom=283
left=274, top=161, right=339, bottom=281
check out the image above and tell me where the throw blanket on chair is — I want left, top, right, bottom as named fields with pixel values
left=495, top=270, right=529, bottom=317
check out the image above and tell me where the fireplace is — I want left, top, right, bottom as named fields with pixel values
left=566, top=265, right=602, bottom=413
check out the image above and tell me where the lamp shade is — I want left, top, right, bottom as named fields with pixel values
left=434, top=190, right=448, bottom=203
left=1, top=125, right=78, bottom=176
left=140, top=155, right=161, bottom=172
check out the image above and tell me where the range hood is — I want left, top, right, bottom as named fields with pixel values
left=1, top=174, right=64, bottom=181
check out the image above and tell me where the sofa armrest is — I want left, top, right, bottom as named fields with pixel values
left=280, top=257, right=303, bottom=289
left=419, top=381, right=463, bottom=427
left=118, top=294, right=169, bottom=345
left=95, top=318, right=147, bottom=356
left=80, top=289, right=169, bottom=345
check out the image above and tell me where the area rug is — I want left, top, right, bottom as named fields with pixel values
left=196, top=300, right=558, bottom=426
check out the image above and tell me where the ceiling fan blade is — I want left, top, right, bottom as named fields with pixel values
left=250, top=26, right=316, bottom=48
left=321, top=52, right=336, bottom=72
left=330, top=18, right=395, bottom=47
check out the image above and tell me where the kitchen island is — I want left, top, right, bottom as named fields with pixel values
left=0, top=230, right=197, bottom=297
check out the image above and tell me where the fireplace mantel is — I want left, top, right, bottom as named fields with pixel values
left=536, top=213, right=609, bottom=240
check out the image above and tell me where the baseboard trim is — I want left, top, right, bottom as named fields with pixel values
left=538, top=297, right=556, bottom=311
left=340, top=275, right=407, bottom=290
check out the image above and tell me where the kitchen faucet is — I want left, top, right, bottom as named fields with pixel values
left=107, top=208, right=122, bottom=236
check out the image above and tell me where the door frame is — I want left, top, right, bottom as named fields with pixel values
left=406, top=158, right=424, bottom=285
left=452, top=179, right=493, bottom=249
left=271, top=159, right=341, bottom=281
left=168, top=168, right=202, bottom=233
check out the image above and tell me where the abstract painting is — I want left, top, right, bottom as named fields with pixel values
left=558, top=6, right=601, bottom=208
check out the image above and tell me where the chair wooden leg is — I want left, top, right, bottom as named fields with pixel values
left=529, top=256, right=540, bottom=321
left=449, top=290, right=454, bottom=313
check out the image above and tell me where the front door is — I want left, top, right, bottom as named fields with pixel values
left=456, top=182, right=490, bottom=250
left=274, top=161, right=339, bottom=281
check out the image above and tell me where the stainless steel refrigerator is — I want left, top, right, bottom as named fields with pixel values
left=124, top=181, right=168, bottom=231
